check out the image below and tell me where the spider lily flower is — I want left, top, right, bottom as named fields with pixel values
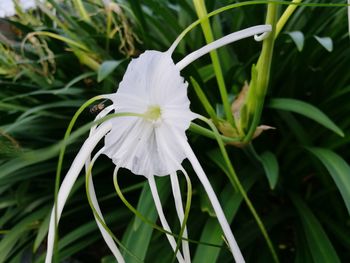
left=0, top=0, right=41, bottom=18
left=18, top=0, right=37, bottom=11
left=0, top=0, right=15, bottom=18
left=46, top=24, right=271, bottom=263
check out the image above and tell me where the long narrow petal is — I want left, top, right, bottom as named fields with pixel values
left=86, top=148, right=125, bottom=263
left=174, top=133, right=245, bottom=263
left=83, top=107, right=124, bottom=262
left=176, top=25, right=271, bottom=70
left=148, top=175, right=185, bottom=263
left=45, top=122, right=112, bottom=263
left=170, top=172, right=191, bottom=263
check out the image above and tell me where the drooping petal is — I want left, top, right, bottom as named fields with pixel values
left=148, top=174, right=185, bottom=263
left=170, top=172, right=191, bottom=263
left=174, top=131, right=245, bottom=263
left=86, top=148, right=125, bottom=263
left=176, top=25, right=272, bottom=70
left=83, top=106, right=125, bottom=262
left=45, top=122, right=112, bottom=263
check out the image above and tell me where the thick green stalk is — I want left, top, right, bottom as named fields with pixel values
left=244, top=3, right=278, bottom=143
left=275, top=0, right=303, bottom=38
left=199, top=116, right=279, bottom=263
left=193, top=0, right=234, bottom=125
left=72, top=0, right=91, bottom=22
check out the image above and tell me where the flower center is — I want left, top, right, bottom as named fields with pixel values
left=144, top=105, right=162, bottom=123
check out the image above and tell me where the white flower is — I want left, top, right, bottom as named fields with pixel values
left=0, top=0, right=42, bottom=18
left=103, top=50, right=196, bottom=177
left=19, top=0, right=37, bottom=11
left=45, top=24, right=272, bottom=263
left=0, top=0, right=15, bottom=18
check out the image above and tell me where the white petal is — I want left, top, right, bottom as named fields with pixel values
left=148, top=175, right=185, bottom=263
left=176, top=25, right=272, bottom=70
left=170, top=172, right=191, bottom=263
left=45, top=122, right=112, bottom=263
left=86, top=148, right=125, bottom=263
left=174, top=132, right=245, bottom=263
left=19, top=0, right=36, bottom=10
left=0, top=0, right=15, bottom=17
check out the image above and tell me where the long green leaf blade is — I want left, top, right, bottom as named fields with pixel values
left=269, top=98, right=344, bottom=137
left=290, top=194, right=341, bottom=263
left=307, top=147, right=350, bottom=215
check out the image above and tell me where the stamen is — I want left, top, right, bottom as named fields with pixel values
left=144, top=105, right=162, bottom=122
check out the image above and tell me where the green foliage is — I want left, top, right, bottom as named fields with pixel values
left=0, top=0, right=349, bottom=262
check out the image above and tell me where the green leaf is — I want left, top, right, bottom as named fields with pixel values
left=307, top=147, right=350, bottom=215
left=269, top=98, right=344, bottom=137
left=286, top=31, right=305, bottom=52
left=314, top=36, right=333, bottom=52
left=33, top=211, right=50, bottom=252
left=0, top=206, right=48, bottom=263
left=290, top=194, right=341, bottom=263
left=260, top=151, right=279, bottom=190
left=97, top=60, right=122, bottom=82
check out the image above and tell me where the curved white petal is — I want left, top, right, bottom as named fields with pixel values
left=148, top=175, right=185, bottom=263
left=45, top=122, right=112, bottom=263
left=170, top=172, right=191, bottom=263
left=86, top=148, right=125, bottom=263
left=174, top=132, right=245, bottom=263
left=176, top=25, right=272, bottom=70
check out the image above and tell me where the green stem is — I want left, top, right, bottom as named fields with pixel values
left=193, top=0, right=234, bottom=125
left=85, top=159, right=142, bottom=262
left=275, top=0, right=303, bottom=38
left=198, top=115, right=279, bottom=263
left=106, top=5, right=112, bottom=51
left=72, top=0, right=91, bottom=22
left=244, top=3, right=278, bottom=143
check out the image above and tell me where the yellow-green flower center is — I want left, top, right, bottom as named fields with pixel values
left=144, top=105, right=162, bottom=122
